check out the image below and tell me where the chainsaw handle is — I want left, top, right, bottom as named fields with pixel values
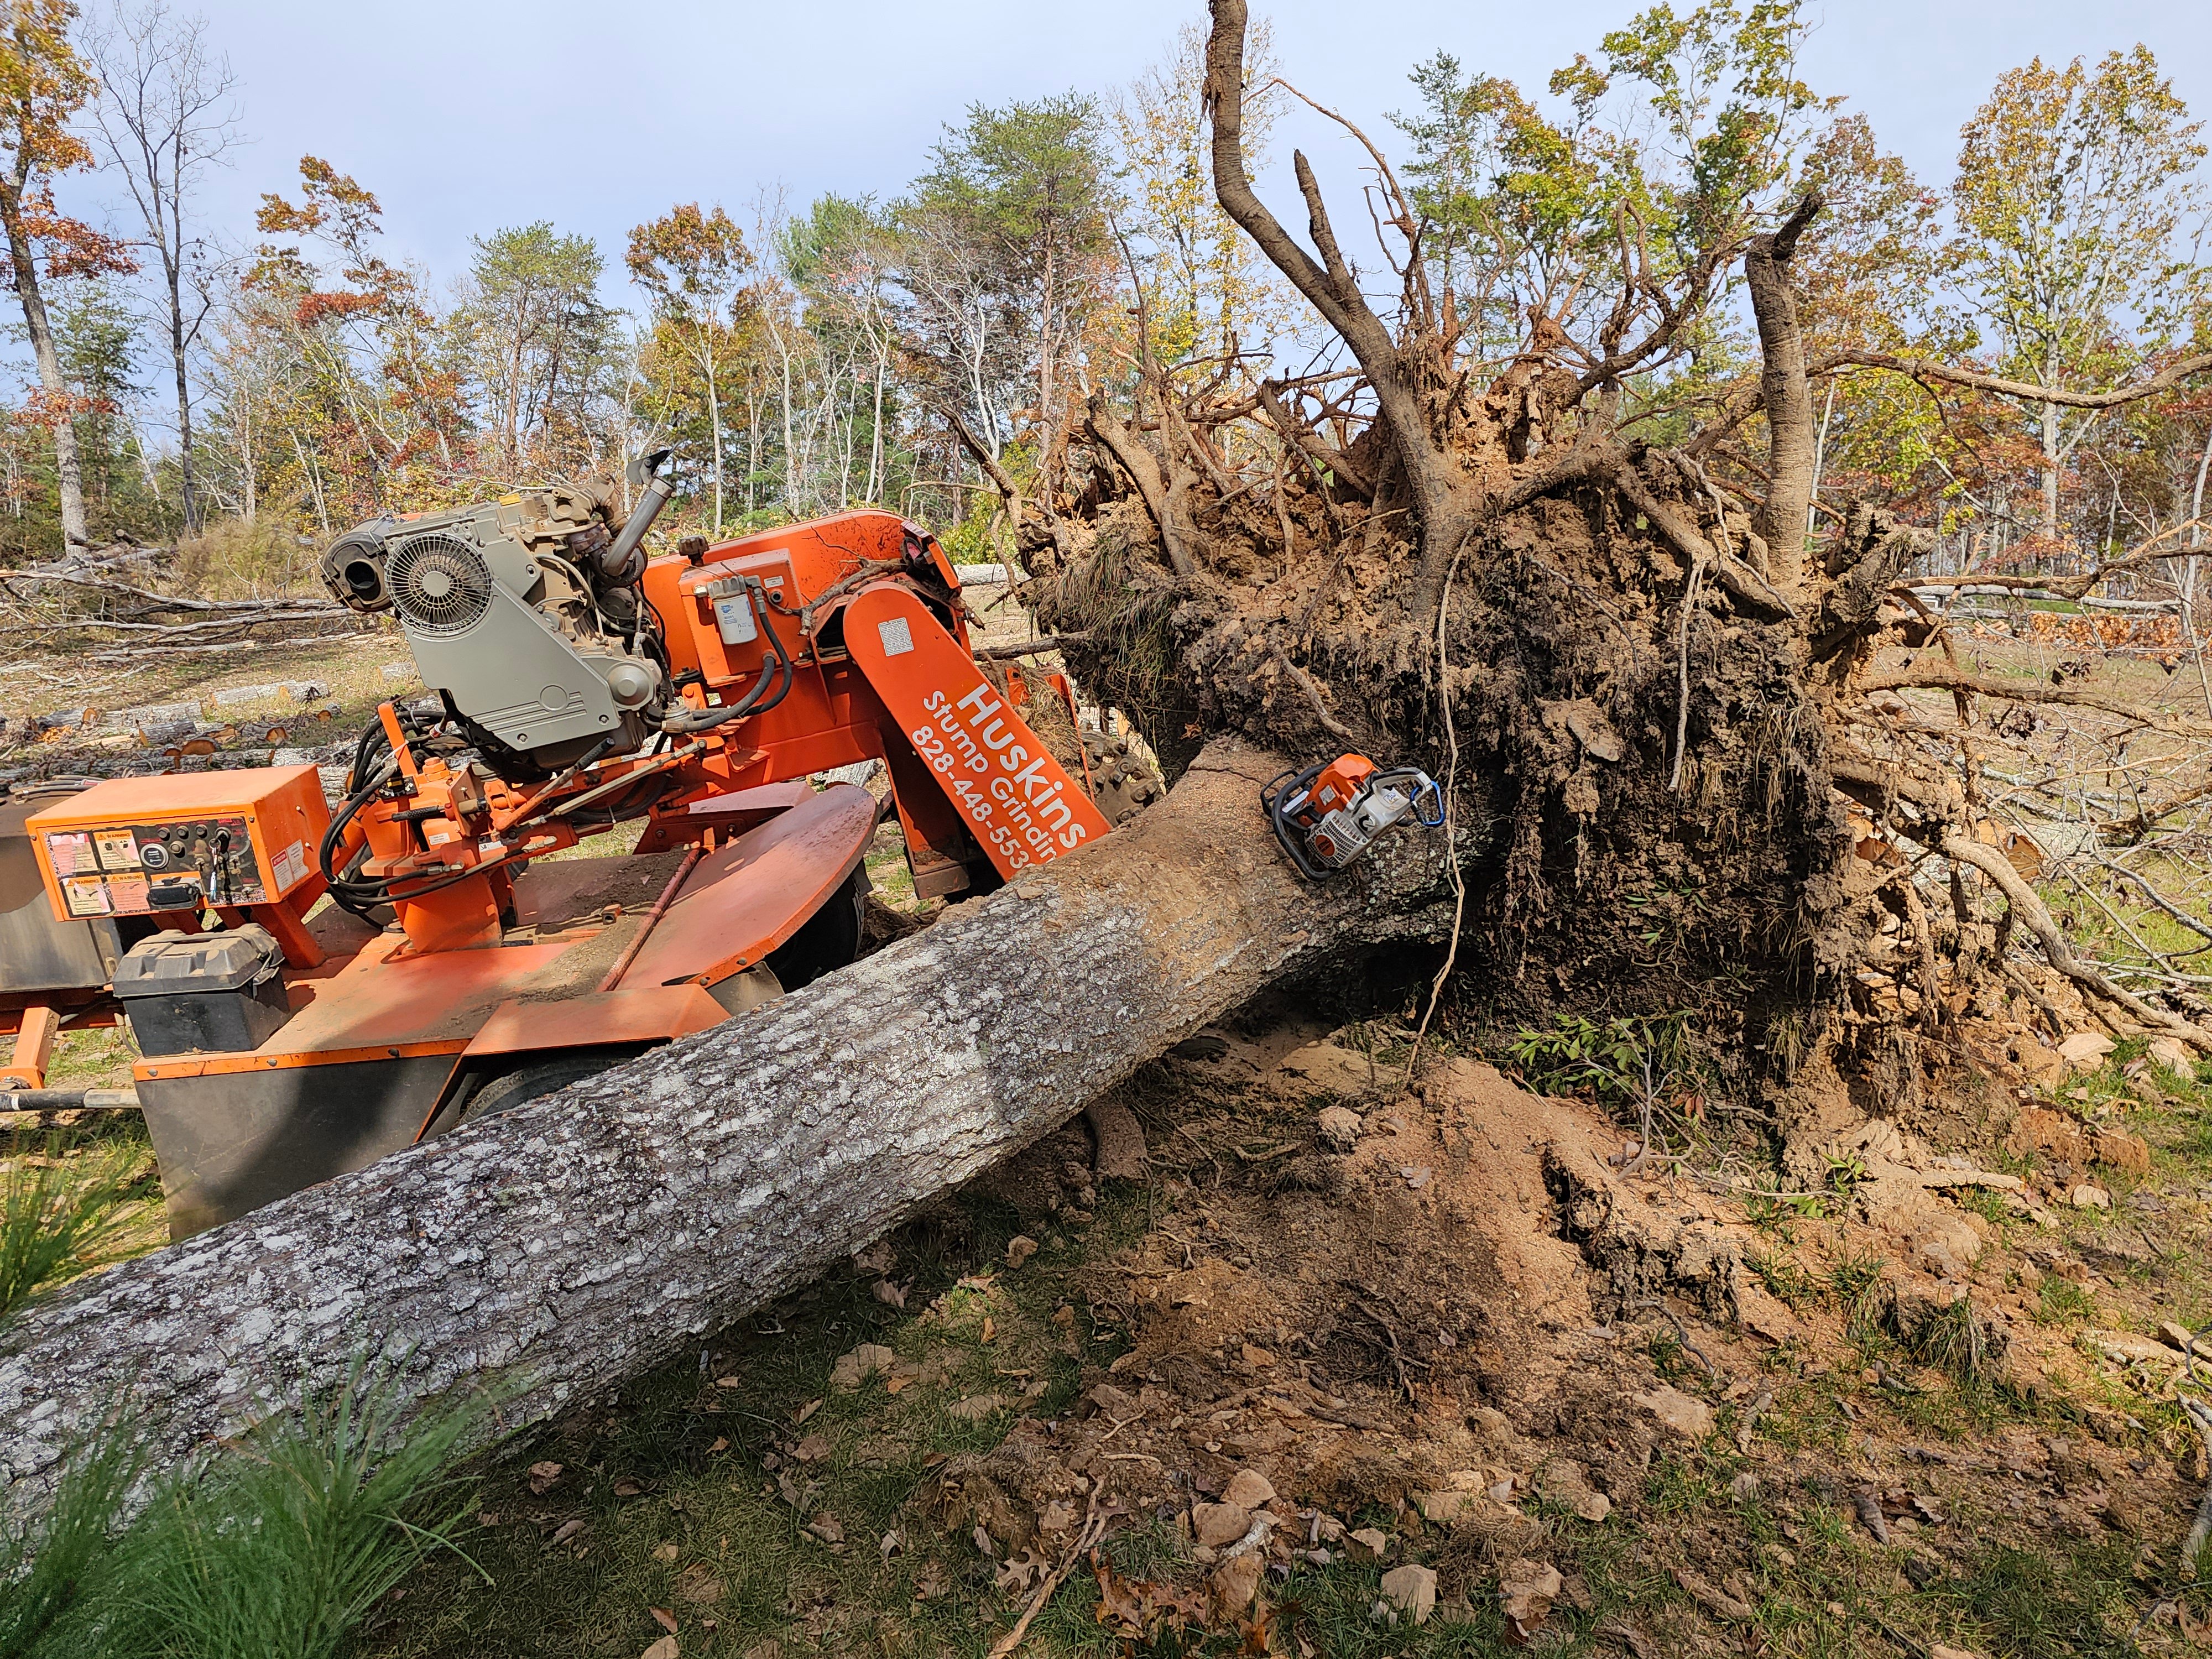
left=1260, top=764, right=1337, bottom=882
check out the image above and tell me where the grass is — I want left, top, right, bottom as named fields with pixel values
left=0, top=1127, right=150, bottom=1322
left=0, top=1370, right=484, bottom=1659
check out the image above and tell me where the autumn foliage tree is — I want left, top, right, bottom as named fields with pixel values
left=0, top=0, right=134, bottom=553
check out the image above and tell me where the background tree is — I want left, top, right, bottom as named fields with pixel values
left=625, top=202, right=752, bottom=534
left=85, top=0, right=241, bottom=536
left=1948, top=48, right=2209, bottom=546
left=0, top=0, right=133, bottom=553
left=462, top=222, right=612, bottom=483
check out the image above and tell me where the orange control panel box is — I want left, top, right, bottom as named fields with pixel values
left=26, top=767, right=331, bottom=922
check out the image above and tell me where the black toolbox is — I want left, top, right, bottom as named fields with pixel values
left=112, top=925, right=291, bottom=1055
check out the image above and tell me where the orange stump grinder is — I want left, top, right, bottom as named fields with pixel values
left=3, top=453, right=1119, bottom=1235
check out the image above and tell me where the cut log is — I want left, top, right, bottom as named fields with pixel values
left=0, top=737, right=1452, bottom=1526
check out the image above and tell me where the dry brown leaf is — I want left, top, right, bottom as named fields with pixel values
left=872, top=1279, right=907, bottom=1309
left=793, top=1433, right=830, bottom=1463
left=653, top=1543, right=680, bottom=1562
left=641, top=1637, right=679, bottom=1659
left=980, top=1316, right=997, bottom=1344
left=793, top=1398, right=822, bottom=1425
left=885, top=1375, right=912, bottom=1394
left=526, top=1460, right=564, bottom=1495
left=550, top=1518, right=587, bottom=1546
left=650, top=1607, right=679, bottom=1634
left=614, top=1478, right=643, bottom=1499
left=706, top=1437, right=728, bottom=1454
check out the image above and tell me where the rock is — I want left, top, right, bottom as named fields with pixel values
left=1086, top=1383, right=1140, bottom=1418
left=1345, top=1526, right=1391, bottom=1563
left=2069, top=1184, right=2112, bottom=1211
left=1575, top=1491, right=1612, bottom=1521
left=2160, top=1320, right=2198, bottom=1353
left=1630, top=1384, right=1714, bottom=1440
left=1209, top=1552, right=1264, bottom=1615
left=1378, top=1563, right=1437, bottom=1626
left=830, top=1342, right=896, bottom=1389
left=1222, top=1468, right=1275, bottom=1510
left=1192, top=1501, right=1251, bottom=1548
left=1004, top=1235, right=1039, bottom=1270
left=943, top=1394, right=1009, bottom=1421
left=1498, top=1558, right=1559, bottom=1637
left=2057, top=1031, right=2115, bottom=1070
left=2148, top=1036, right=2194, bottom=1073
left=1316, top=1104, right=1364, bottom=1152
left=1412, top=1489, right=1485, bottom=1524
left=1084, top=1097, right=1147, bottom=1179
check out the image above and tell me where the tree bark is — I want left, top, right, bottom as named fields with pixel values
left=0, top=738, right=1451, bottom=1528
left=1744, top=193, right=1821, bottom=589
left=1202, top=0, right=1472, bottom=603
left=0, top=185, right=88, bottom=552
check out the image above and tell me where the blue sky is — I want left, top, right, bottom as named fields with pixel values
left=54, top=0, right=2212, bottom=312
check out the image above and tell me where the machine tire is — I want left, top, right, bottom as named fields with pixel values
left=765, top=862, right=869, bottom=991
left=463, top=1048, right=632, bottom=1121
left=1081, top=728, right=1165, bottom=827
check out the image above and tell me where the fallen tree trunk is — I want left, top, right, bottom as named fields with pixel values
left=0, top=737, right=1452, bottom=1526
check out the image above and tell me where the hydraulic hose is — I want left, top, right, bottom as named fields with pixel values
left=658, top=580, right=794, bottom=734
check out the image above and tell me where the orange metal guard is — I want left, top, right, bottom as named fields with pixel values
left=843, top=583, right=1110, bottom=879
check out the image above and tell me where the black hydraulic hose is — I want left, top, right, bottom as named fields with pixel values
left=658, top=583, right=794, bottom=734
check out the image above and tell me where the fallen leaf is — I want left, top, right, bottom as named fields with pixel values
left=981, top=1317, right=997, bottom=1344
left=614, top=1478, right=644, bottom=1499
left=650, top=1606, right=679, bottom=1634
left=641, top=1637, right=679, bottom=1659
left=550, top=1518, right=587, bottom=1546
left=995, top=1548, right=1047, bottom=1593
left=879, top=1529, right=905, bottom=1559
left=1499, top=1558, right=1561, bottom=1641
left=793, top=1398, right=822, bottom=1425
left=654, top=1543, right=680, bottom=1562
left=714, top=1376, right=743, bottom=1389
left=676, top=1564, right=726, bottom=1604
left=478, top=1510, right=502, bottom=1527
left=706, top=1437, right=728, bottom=1454
left=805, top=1512, right=845, bottom=1546
left=1038, top=1500, right=1076, bottom=1533
left=526, top=1460, right=564, bottom=1495
left=885, top=1375, right=912, bottom=1394
left=793, top=1433, right=831, bottom=1463
left=1006, top=1235, right=1040, bottom=1269
left=873, top=1279, right=907, bottom=1309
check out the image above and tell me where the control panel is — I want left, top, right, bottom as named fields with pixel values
left=26, top=767, right=330, bottom=921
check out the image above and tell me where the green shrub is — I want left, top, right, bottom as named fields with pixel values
left=0, top=1132, right=143, bottom=1323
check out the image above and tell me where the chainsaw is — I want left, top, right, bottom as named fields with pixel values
left=1262, top=754, right=1444, bottom=880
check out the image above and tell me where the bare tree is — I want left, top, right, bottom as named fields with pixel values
left=86, top=0, right=241, bottom=537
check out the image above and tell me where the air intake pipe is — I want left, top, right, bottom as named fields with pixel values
left=600, top=449, right=676, bottom=584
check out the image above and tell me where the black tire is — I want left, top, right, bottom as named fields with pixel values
left=462, top=1048, right=630, bottom=1121
left=1081, top=727, right=1165, bottom=826
left=766, top=862, right=870, bottom=990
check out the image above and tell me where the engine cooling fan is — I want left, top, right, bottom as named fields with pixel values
left=388, top=534, right=493, bottom=636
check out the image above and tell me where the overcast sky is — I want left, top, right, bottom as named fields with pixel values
left=54, top=0, right=2212, bottom=313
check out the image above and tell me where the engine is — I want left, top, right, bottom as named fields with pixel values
left=319, top=453, right=678, bottom=776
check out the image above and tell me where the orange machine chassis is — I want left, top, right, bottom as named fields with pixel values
left=29, top=512, right=1114, bottom=1236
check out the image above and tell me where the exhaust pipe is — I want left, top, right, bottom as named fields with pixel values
left=601, top=449, right=677, bottom=583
